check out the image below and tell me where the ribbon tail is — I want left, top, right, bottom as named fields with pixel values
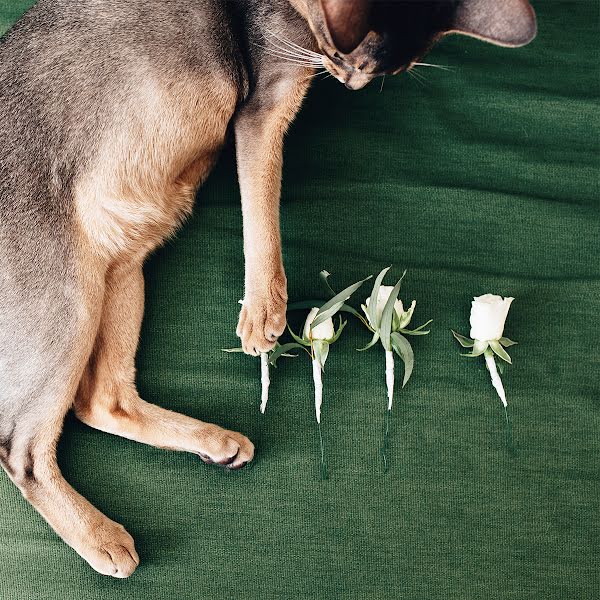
left=485, top=351, right=507, bottom=409
left=260, top=353, right=270, bottom=414
left=385, top=350, right=395, bottom=411
left=312, top=359, right=323, bottom=424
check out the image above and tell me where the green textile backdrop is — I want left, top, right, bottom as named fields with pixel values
left=1, top=1, right=598, bottom=599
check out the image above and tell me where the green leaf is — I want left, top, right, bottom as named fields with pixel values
left=379, top=277, right=403, bottom=352
left=462, top=339, right=489, bottom=357
left=499, top=337, right=518, bottom=347
left=489, top=340, right=512, bottom=364
left=340, top=303, right=372, bottom=328
left=319, top=270, right=337, bottom=297
left=287, top=300, right=324, bottom=312
left=312, top=340, right=330, bottom=370
left=357, top=331, right=380, bottom=351
left=287, top=325, right=311, bottom=347
left=222, top=347, right=244, bottom=353
left=402, top=319, right=433, bottom=336
left=407, top=319, right=433, bottom=333
left=311, top=275, right=371, bottom=330
left=288, top=300, right=369, bottom=327
left=367, top=266, right=391, bottom=330
left=451, top=330, right=474, bottom=348
left=390, top=332, right=414, bottom=387
left=329, top=317, right=347, bottom=344
left=268, top=343, right=302, bottom=366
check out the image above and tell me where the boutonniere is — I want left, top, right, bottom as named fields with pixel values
left=223, top=298, right=299, bottom=420
left=223, top=342, right=298, bottom=415
left=452, top=294, right=517, bottom=423
left=288, top=273, right=370, bottom=477
left=357, top=268, right=432, bottom=471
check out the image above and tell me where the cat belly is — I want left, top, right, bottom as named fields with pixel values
left=74, top=76, right=238, bottom=263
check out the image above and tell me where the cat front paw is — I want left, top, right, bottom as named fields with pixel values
left=236, top=277, right=287, bottom=355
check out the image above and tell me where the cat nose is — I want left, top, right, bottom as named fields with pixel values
left=344, top=73, right=371, bottom=90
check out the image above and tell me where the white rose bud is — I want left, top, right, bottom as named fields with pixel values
left=469, top=294, right=514, bottom=342
left=364, top=285, right=404, bottom=328
left=303, top=307, right=335, bottom=341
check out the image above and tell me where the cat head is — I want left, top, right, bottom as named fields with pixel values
left=298, top=0, right=536, bottom=89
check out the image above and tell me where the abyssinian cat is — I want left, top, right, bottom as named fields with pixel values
left=0, top=0, right=536, bottom=577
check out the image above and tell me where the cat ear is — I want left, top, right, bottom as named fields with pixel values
left=450, top=0, right=536, bottom=48
left=319, top=0, right=371, bottom=54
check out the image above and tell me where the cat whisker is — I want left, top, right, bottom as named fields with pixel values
left=252, top=42, right=324, bottom=67
left=413, top=62, right=454, bottom=72
left=261, top=39, right=320, bottom=62
left=407, top=69, right=426, bottom=88
left=265, top=52, right=323, bottom=67
left=379, top=75, right=386, bottom=93
left=301, top=69, right=329, bottom=83
left=259, top=43, right=324, bottom=66
left=266, top=29, right=323, bottom=60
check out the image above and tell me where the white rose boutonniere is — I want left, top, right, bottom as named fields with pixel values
left=453, top=294, right=518, bottom=420
left=357, top=267, right=432, bottom=471
left=223, top=301, right=298, bottom=416
left=302, top=307, right=336, bottom=425
left=287, top=272, right=371, bottom=477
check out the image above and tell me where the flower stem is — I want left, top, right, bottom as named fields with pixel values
left=503, top=406, right=517, bottom=456
left=385, top=350, right=395, bottom=411
left=484, top=350, right=507, bottom=412
left=260, top=352, right=270, bottom=414
left=317, top=422, right=328, bottom=480
left=381, top=408, right=392, bottom=473
left=311, top=360, right=327, bottom=479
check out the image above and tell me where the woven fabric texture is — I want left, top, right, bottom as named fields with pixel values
left=1, top=1, right=598, bottom=598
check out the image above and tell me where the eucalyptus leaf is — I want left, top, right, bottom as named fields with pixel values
left=312, top=276, right=371, bottom=330
left=329, top=318, right=347, bottom=344
left=402, top=319, right=433, bottom=336
left=379, top=278, right=403, bottom=352
left=319, top=270, right=337, bottom=297
left=288, top=300, right=367, bottom=325
left=499, top=337, right=518, bottom=347
left=357, top=331, right=380, bottom=352
left=287, top=300, right=324, bottom=312
left=311, top=302, right=344, bottom=331
left=288, top=325, right=311, bottom=347
left=489, top=340, right=512, bottom=364
left=390, top=332, right=414, bottom=387
left=341, top=303, right=371, bottom=328
left=407, top=319, right=433, bottom=333
left=313, top=340, right=330, bottom=370
left=367, top=266, right=391, bottom=330
left=269, top=343, right=303, bottom=366
left=451, top=330, right=474, bottom=348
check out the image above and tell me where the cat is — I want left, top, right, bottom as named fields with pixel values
left=0, top=0, right=535, bottom=577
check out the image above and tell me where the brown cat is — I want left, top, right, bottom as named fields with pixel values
left=0, top=0, right=536, bottom=577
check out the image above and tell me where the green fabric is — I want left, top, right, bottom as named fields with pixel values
left=1, top=1, right=598, bottom=598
